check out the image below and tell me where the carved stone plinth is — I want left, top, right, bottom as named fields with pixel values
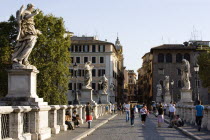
left=0, top=69, right=47, bottom=106
left=80, top=88, right=97, bottom=105
left=100, top=94, right=109, bottom=104
left=156, top=96, right=162, bottom=103
left=164, top=92, right=171, bottom=104
left=179, top=89, right=193, bottom=105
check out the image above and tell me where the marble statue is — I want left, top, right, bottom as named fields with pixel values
left=156, top=83, right=162, bottom=96
left=181, top=59, right=191, bottom=90
left=12, top=4, right=41, bottom=69
left=163, top=76, right=170, bottom=93
left=99, top=75, right=108, bottom=94
left=84, top=61, right=94, bottom=89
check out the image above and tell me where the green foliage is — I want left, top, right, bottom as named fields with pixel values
left=0, top=15, right=17, bottom=97
left=197, top=52, right=210, bottom=88
left=0, top=12, right=71, bottom=105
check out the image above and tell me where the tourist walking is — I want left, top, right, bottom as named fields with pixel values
left=124, top=102, right=130, bottom=122
left=168, top=101, right=173, bottom=117
left=111, top=104, right=115, bottom=115
left=140, top=104, right=148, bottom=126
left=86, top=102, right=93, bottom=128
left=163, top=103, right=167, bottom=115
left=157, top=104, right=164, bottom=127
left=195, top=100, right=204, bottom=131
left=130, top=104, right=135, bottom=126
left=168, top=103, right=176, bottom=128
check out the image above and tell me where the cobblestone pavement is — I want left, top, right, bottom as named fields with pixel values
left=84, top=113, right=191, bottom=140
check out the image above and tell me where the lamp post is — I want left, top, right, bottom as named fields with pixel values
left=171, top=80, right=174, bottom=102
left=194, top=63, right=199, bottom=105
left=73, top=62, right=79, bottom=105
left=98, top=80, right=102, bottom=104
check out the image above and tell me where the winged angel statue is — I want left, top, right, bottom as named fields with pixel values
left=12, top=4, right=41, bottom=69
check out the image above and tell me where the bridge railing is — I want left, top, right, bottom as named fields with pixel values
left=168, top=104, right=210, bottom=130
left=0, top=104, right=112, bottom=140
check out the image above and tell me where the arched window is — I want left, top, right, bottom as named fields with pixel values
left=158, top=53, right=164, bottom=63
left=166, top=53, right=172, bottom=63
left=176, top=53, right=182, bottom=63
left=184, top=53, right=190, bottom=62
left=178, top=80, right=182, bottom=88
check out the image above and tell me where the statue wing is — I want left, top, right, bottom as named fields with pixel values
left=16, top=5, right=24, bottom=41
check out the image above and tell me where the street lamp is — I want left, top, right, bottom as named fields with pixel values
left=194, top=63, right=199, bottom=105
left=73, top=62, right=79, bottom=105
left=171, top=79, right=174, bottom=102
left=98, top=80, right=102, bottom=104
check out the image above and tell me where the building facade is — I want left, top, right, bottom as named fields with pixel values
left=137, top=53, right=153, bottom=105
left=125, top=70, right=137, bottom=102
left=150, top=41, right=209, bottom=104
left=68, top=36, right=124, bottom=104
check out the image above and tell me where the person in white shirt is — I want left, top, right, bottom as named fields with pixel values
left=111, top=104, right=115, bottom=115
left=168, top=103, right=176, bottom=128
left=124, top=102, right=130, bottom=122
left=140, top=104, right=148, bottom=126
left=169, top=103, right=176, bottom=120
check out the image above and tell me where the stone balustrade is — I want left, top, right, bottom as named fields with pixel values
left=170, top=104, right=210, bottom=131
left=0, top=104, right=111, bottom=140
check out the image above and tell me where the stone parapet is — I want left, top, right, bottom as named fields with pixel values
left=0, top=103, right=113, bottom=140
left=173, top=104, right=210, bottom=131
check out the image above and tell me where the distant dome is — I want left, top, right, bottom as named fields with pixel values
left=115, top=37, right=123, bottom=53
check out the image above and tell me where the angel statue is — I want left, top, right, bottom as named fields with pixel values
left=12, top=4, right=41, bottom=69
left=163, top=76, right=170, bottom=93
left=83, top=61, right=94, bottom=89
left=99, top=75, right=108, bottom=94
left=181, top=59, right=191, bottom=90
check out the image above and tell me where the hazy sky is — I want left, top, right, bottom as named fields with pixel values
left=1, top=0, right=210, bottom=72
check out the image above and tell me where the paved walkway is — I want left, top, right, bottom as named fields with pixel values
left=48, top=114, right=115, bottom=140
left=84, top=114, right=191, bottom=140
left=48, top=113, right=210, bottom=140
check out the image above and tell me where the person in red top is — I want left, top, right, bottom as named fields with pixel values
left=86, top=102, right=93, bottom=128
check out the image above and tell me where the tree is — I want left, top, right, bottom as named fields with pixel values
left=0, top=15, right=17, bottom=97
left=0, top=12, right=71, bottom=105
left=197, top=52, right=210, bottom=88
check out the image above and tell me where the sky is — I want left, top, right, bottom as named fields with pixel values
left=1, top=0, right=210, bottom=72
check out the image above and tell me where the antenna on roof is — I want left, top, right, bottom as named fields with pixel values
left=190, top=26, right=200, bottom=41
left=161, top=36, right=164, bottom=44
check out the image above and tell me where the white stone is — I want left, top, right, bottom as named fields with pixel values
left=80, top=88, right=97, bottom=104
left=100, top=94, right=109, bottom=104
left=164, top=92, right=171, bottom=104
left=179, top=89, right=193, bottom=105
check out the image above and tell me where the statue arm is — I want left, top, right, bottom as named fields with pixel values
left=24, top=9, right=39, bottom=19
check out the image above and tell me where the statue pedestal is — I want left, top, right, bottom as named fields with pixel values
left=156, top=96, right=162, bottom=103
left=80, top=88, right=97, bottom=105
left=0, top=69, right=48, bottom=106
left=179, top=89, right=193, bottom=105
left=100, top=94, right=109, bottom=104
left=164, top=92, right=171, bottom=104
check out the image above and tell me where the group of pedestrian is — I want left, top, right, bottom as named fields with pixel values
left=65, top=102, right=93, bottom=130
left=123, top=102, right=149, bottom=127
left=66, top=100, right=204, bottom=132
